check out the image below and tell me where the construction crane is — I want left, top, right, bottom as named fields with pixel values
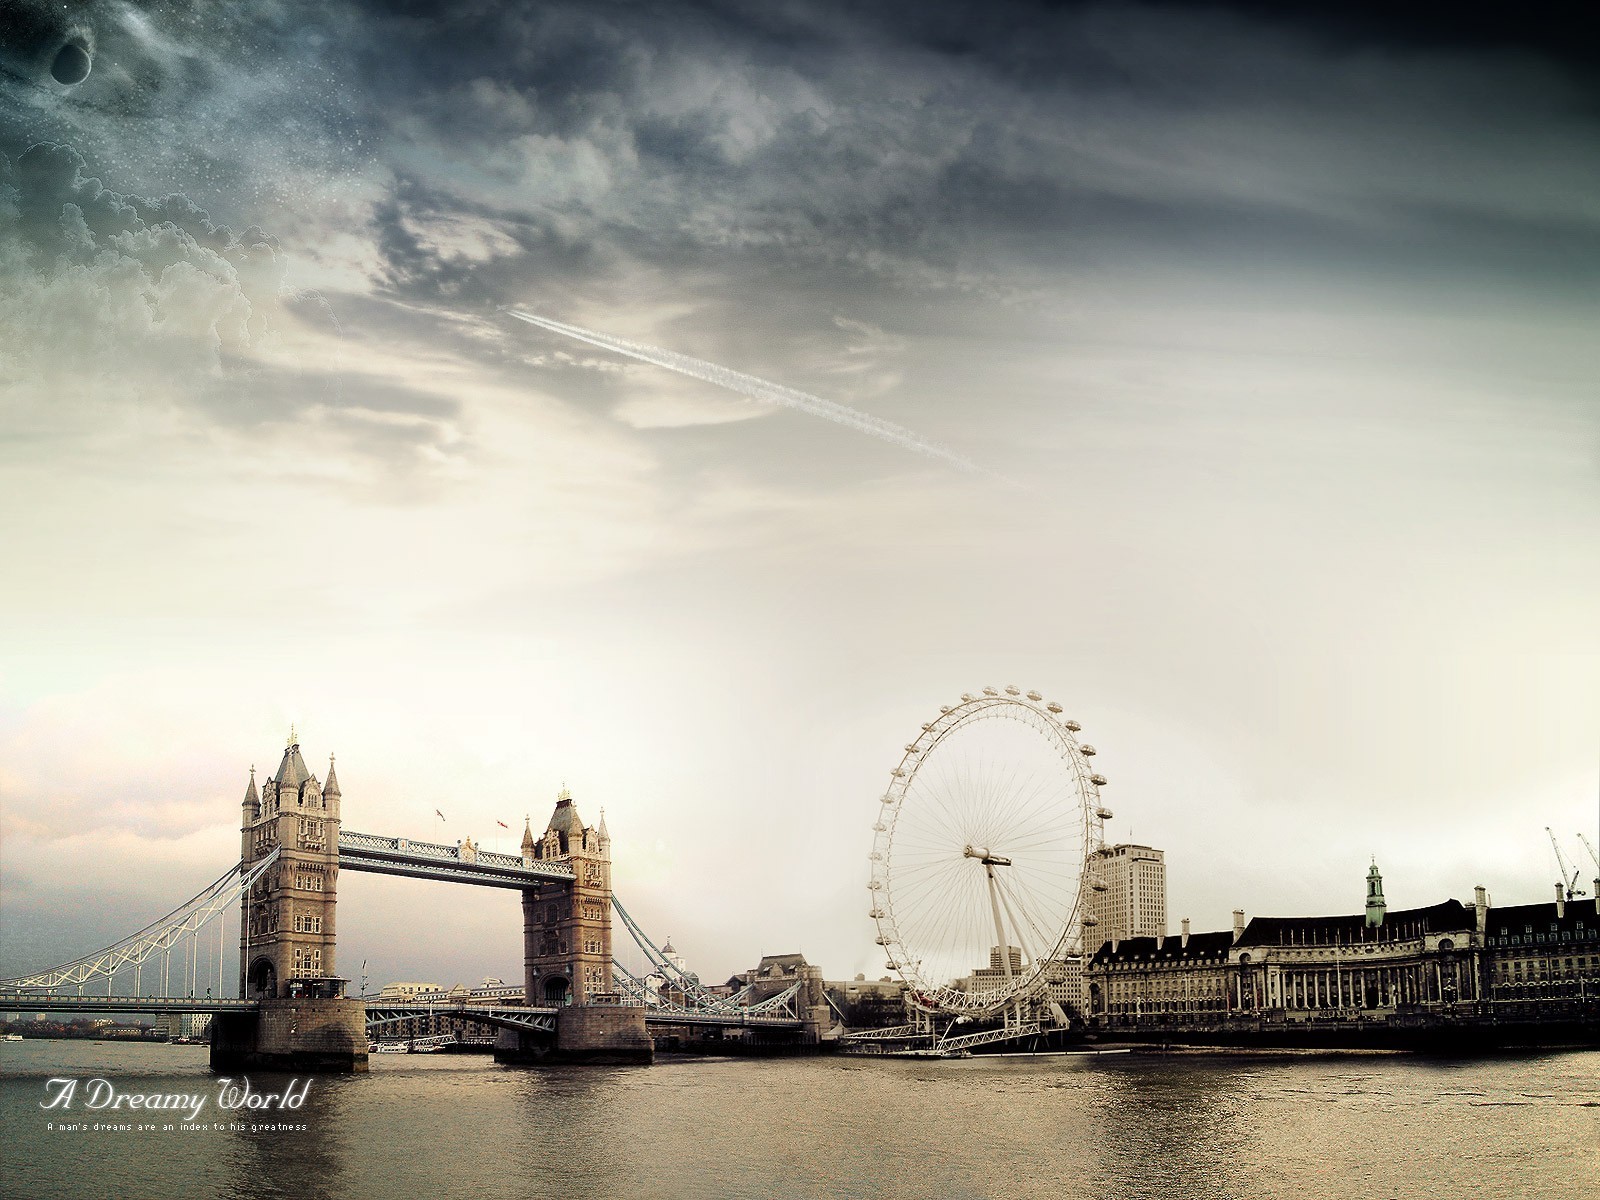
left=1579, top=832, right=1599, bottom=874
left=1546, top=827, right=1586, bottom=900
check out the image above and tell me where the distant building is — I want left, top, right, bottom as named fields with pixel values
left=1084, top=843, right=1167, bottom=952
left=956, top=945, right=1022, bottom=999
left=1481, top=887, right=1600, bottom=1004
left=825, top=975, right=907, bottom=1028
left=374, top=981, right=444, bottom=1001
left=180, top=1013, right=213, bottom=1040
left=1083, top=863, right=1600, bottom=1035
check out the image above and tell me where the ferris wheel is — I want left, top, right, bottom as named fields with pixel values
left=868, top=687, right=1110, bottom=1018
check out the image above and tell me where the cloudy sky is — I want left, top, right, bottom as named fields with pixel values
left=2, top=0, right=1597, bottom=991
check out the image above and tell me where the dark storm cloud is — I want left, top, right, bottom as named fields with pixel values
left=5, top=0, right=1597, bottom=446
left=6, top=0, right=1595, bottom=302
left=0, top=142, right=465, bottom=472
left=315, top=0, right=1600, bottom=315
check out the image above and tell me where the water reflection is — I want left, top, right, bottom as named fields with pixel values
left=4, top=1042, right=1597, bottom=1200
left=216, top=1070, right=354, bottom=1200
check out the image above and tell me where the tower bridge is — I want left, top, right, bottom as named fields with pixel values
left=0, top=732, right=830, bottom=1071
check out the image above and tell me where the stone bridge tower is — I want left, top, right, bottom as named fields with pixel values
left=216, top=730, right=365, bottom=1073
left=501, top=790, right=650, bottom=1063
left=237, top=731, right=342, bottom=999
left=520, top=789, right=613, bottom=1005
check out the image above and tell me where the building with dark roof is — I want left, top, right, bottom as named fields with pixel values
left=1481, top=890, right=1600, bottom=1006
left=1083, top=861, right=1600, bottom=1042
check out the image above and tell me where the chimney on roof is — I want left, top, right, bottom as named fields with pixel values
left=1181, top=917, right=1191, bottom=949
left=1555, top=882, right=1565, bottom=919
left=1473, top=885, right=1488, bottom=935
left=1232, top=909, right=1246, bottom=944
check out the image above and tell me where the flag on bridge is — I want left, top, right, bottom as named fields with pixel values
left=496, top=820, right=509, bottom=829
left=435, top=809, right=445, bottom=820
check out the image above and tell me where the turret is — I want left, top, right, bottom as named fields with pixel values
left=1365, top=859, right=1386, bottom=928
left=323, top=754, right=341, bottom=807
left=520, top=816, right=536, bottom=860
left=241, top=766, right=259, bottom=861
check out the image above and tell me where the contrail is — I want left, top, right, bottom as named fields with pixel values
left=502, top=307, right=986, bottom=475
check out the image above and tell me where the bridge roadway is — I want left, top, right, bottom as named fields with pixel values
left=336, top=829, right=575, bottom=888
left=0, top=993, right=803, bottom=1030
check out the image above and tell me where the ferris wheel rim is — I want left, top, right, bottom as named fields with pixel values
left=868, top=688, right=1105, bottom=1017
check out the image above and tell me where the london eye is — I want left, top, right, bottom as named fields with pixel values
left=868, top=688, right=1109, bottom=1018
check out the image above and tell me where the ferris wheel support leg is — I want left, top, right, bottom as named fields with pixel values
left=983, top=863, right=1016, bottom=986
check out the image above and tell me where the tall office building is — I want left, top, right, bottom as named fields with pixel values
left=1083, top=844, right=1167, bottom=953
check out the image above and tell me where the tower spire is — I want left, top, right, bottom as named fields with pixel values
left=1365, top=858, right=1387, bottom=928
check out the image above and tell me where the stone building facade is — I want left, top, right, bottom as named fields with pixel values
left=1481, top=888, right=1600, bottom=1005
left=237, top=733, right=344, bottom=999
left=520, top=790, right=613, bottom=1006
left=1084, top=862, right=1600, bottom=1037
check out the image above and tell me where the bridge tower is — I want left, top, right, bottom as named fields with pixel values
left=520, top=790, right=613, bottom=1005
left=500, top=790, right=651, bottom=1064
left=213, top=730, right=366, bottom=1072
left=238, top=731, right=342, bottom=998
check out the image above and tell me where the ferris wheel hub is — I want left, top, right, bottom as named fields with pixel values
left=962, top=845, right=1012, bottom=866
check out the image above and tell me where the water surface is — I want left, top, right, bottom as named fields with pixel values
left=3, top=1041, right=1595, bottom=1199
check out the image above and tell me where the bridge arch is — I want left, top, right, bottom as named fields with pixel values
left=541, top=974, right=571, bottom=1005
left=247, top=957, right=278, bottom=999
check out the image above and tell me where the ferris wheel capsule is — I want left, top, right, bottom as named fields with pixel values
left=1046, top=702, right=1063, bottom=713
left=1079, top=744, right=1096, bottom=755
left=1004, top=685, right=1020, bottom=695
left=1064, top=719, right=1082, bottom=731
left=1026, top=690, right=1042, bottom=701
left=983, top=687, right=998, bottom=696
left=1090, top=773, right=1108, bottom=786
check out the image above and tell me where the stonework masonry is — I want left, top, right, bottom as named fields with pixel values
left=211, top=998, right=368, bottom=1073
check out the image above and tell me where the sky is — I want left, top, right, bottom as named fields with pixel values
left=1, top=0, right=1597, bottom=992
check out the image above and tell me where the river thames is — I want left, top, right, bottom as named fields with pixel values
left=2, top=1041, right=1595, bottom=1199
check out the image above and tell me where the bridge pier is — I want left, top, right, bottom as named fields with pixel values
left=493, top=1004, right=653, bottom=1065
left=211, top=997, right=369, bottom=1074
